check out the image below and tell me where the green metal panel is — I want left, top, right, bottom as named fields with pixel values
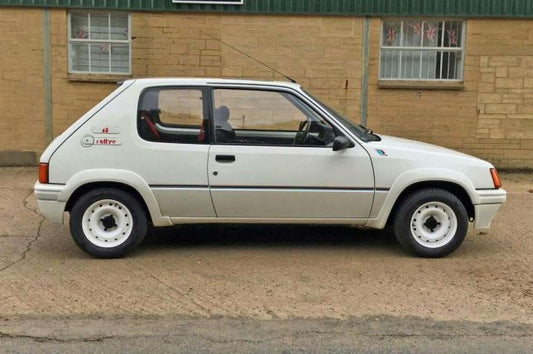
left=1, top=0, right=533, bottom=17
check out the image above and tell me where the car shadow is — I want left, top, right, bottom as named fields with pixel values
left=140, top=224, right=401, bottom=253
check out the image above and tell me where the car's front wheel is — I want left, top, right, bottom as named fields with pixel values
left=393, top=188, right=468, bottom=257
left=69, top=188, right=148, bottom=258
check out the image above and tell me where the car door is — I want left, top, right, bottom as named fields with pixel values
left=207, top=87, right=374, bottom=219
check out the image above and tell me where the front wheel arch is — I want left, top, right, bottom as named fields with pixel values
left=386, top=181, right=474, bottom=227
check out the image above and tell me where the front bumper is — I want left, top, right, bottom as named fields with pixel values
left=473, top=188, right=507, bottom=232
left=34, top=182, right=66, bottom=224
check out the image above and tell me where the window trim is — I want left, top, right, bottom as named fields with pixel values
left=378, top=18, right=466, bottom=83
left=209, top=87, right=341, bottom=149
left=67, top=11, right=132, bottom=75
left=136, top=86, right=211, bottom=145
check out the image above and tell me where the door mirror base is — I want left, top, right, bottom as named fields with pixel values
left=332, top=136, right=353, bottom=151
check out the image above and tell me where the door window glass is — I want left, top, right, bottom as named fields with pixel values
left=213, top=89, right=337, bottom=147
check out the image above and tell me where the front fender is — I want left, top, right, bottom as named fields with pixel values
left=58, top=169, right=171, bottom=227
left=367, top=168, right=477, bottom=229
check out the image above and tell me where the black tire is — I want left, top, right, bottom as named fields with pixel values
left=393, top=188, right=468, bottom=258
left=69, top=188, right=148, bottom=258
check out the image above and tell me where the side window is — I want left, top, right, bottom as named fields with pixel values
left=212, top=89, right=337, bottom=147
left=137, top=88, right=208, bottom=144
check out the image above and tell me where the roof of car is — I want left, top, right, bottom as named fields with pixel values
left=126, top=78, right=302, bottom=90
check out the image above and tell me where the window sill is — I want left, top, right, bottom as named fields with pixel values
left=378, top=80, right=464, bottom=90
left=67, top=73, right=132, bottom=83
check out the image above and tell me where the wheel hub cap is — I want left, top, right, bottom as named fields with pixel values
left=100, top=215, right=118, bottom=231
left=81, top=199, right=133, bottom=248
left=423, top=215, right=440, bottom=233
left=410, top=202, right=458, bottom=248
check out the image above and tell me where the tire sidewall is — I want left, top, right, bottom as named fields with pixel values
left=394, top=189, right=468, bottom=258
left=70, top=188, right=147, bottom=258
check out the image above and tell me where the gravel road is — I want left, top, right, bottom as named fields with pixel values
left=0, top=168, right=532, bottom=352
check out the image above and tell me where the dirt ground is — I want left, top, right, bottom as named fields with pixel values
left=0, top=167, right=532, bottom=351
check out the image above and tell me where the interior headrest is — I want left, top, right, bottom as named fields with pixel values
left=214, top=105, right=230, bottom=123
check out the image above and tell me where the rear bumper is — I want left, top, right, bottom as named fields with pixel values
left=473, top=188, right=506, bottom=232
left=34, top=182, right=66, bottom=224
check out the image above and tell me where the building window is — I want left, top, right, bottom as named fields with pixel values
left=68, top=12, right=130, bottom=74
left=380, top=19, right=465, bottom=81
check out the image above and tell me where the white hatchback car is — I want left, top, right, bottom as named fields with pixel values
left=35, top=78, right=506, bottom=258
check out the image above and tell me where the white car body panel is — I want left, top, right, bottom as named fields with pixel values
left=208, top=144, right=374, bottom=218
left=34, top=78, right=506, bottom=235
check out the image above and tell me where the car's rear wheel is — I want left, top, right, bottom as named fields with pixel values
left=70, top=188, right=147, bottom=258
left=393, top=188, right=468, bottom=258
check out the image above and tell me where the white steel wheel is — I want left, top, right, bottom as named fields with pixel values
left=393, top=188, right=469, bottom=258
left=70, top=188, right=148, bottom=258
left=409, top=201, right=457, bottom=248
left=82, top=199, right=133, bottom=248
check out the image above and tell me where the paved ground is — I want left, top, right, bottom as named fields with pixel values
left=0, top=167, right=532, bottom=352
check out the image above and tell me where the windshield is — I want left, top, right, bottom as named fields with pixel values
left=303, top=90, right=380, bottom=142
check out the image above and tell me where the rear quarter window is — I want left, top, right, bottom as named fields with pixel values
left=137, top=87, right=209, bottom=144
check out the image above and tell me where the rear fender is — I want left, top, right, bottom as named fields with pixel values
left=58, top=169, right=171, bottom=227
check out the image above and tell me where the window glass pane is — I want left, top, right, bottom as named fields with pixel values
left=436, top=51, right=462, bottom=79
left=71, top=13, right=88, bottom=39
left=380, top=49, right=400, bottom=79
left=90, top=43, right=110, bottom=73
left=382, top=21, right=401, bottom=46
left=70, top=43, right=89, bottom=72
left=110, top=14, right=128, bottom=40
left=90, top=13, right=109, bottom=40
left=420, top=51, right=437, bottom=79
left=138, top=89, right=206, bottom=144
left=403, top=20, right=423, bottom=47
left=213, top=89, right=336, bottom=146
left=422, top=21, right=439, bottom=47
left=111, top=44, right=129, bottom=73
left=401, top=50, right=421, bottom=79
left=158, top=90, right=204, bottom=126
left=444, top=21, right=462, bottom=48
left=214, top=89, right=304, bottom=131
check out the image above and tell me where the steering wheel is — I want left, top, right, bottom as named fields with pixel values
left=293, top=120, right=311, bottom=145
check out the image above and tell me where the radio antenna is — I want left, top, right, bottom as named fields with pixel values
left=200, top=30, right=297, bottom=83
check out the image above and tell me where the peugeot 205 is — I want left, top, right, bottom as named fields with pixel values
left=34, top=78, right=506, bottom=258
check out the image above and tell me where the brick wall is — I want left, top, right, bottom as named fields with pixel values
left=366, top=18, right=533, bottom=168
left=0, top=8, right=45, bottom=152
left=0, top=9, right=532, bottom=168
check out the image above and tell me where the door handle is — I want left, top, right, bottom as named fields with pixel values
left=215, top=155, right=236, bottom=163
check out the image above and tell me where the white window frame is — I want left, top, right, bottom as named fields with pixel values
left=67, top=11, right=132, bottom=75
left=379, top=18, right=466, bottom=81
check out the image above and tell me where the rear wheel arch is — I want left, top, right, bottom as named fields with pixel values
left=65, top=182, right=152, bottom=224
left=387, top=181, right=475, bottom=226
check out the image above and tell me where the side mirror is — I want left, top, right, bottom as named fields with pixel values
left=332, top=136, right=352, bottom=151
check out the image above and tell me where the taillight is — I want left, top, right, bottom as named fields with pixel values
left=490, top=168, right=501, bottom=189
left=39, top=163, right=49, bottom=184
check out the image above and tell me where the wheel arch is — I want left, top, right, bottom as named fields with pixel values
left=66, top=182, right=150, bottom=219
left=58, top=169, right=172, bottom=227
left=386, top=181, right=475, bottom=227
left=367, top=168, right=478, bottom=230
